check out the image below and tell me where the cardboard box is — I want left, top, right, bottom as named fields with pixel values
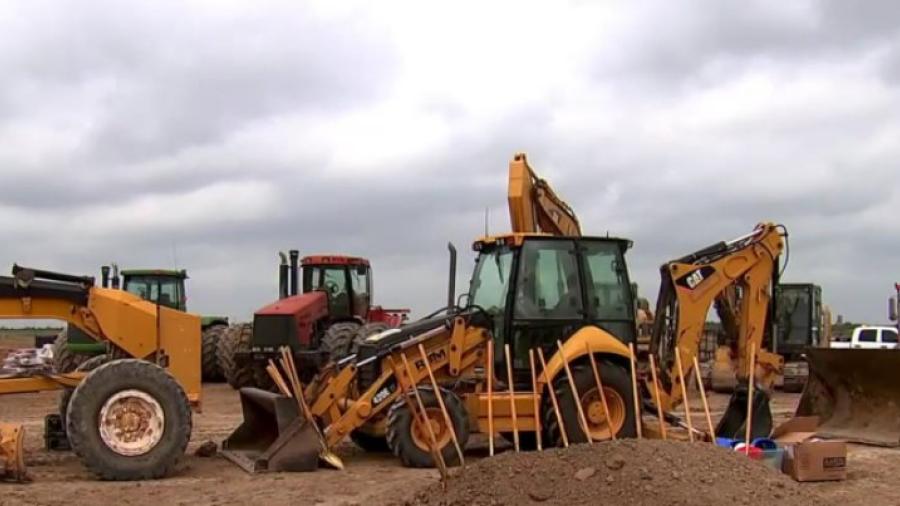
left=782, top=440, right=847, bottom=482
left=771, top=416, right=820, bottom=445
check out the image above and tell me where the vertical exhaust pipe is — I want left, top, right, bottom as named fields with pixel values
left=447, top=243, right=457, bottom=311
left=278, top=252, right=289, bottom=300
left=101, top=265, right=110, bottom=288
left=289, top=250, right=299, bottom=296
left=111, top=263, right=120, bottom=289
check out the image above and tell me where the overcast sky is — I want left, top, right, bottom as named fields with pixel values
left=1, top=0, right=898, bottom=324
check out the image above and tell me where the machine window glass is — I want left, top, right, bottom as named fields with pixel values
left=470, top=247, right=514, bottom=315
left=350, top=266, right=370, bottom=318
left=582, top=241, right=632, bottom=320
left=320, top=267, right=350, bottom=316
left=124, top=277, right=181, bottom=309
left=858, top=329, right=877, bottom=342
left=514, top=240, right=582, bottom=319
left=882, top=329, right=899, bottom=344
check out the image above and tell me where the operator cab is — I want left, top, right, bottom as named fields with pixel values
left=775, top=283, right=822, bottom=356
left=120, top=269, right=188, bottom=311
left=469, top=234, right=636, bottom=378
left=301, top=256, right=372, bottom=321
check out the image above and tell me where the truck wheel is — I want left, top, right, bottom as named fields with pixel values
left=201, top=324, right=227, bottom=382
left=52, top=329, right=88, bottom=373
left=386, top=387, right=468, bottom=468
left=321, top=322, right=361, bottom=362
left=217, top=323, right=272, bottom=390
left=545, top=360, right=636, bottom=446
left=351, top=322, right=390, bottom=355
left=66, top=359, right=191, bottom=480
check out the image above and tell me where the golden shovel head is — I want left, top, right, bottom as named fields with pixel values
left=0, top=423, right=26, bottom=482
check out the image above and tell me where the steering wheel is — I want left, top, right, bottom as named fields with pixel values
left=324, top=281, right=340, bottom=295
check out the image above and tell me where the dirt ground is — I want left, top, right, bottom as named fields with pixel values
left=1, top=373, right=897, bottom=505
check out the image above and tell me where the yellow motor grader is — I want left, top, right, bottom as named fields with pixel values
left=0, top=265, right=200, bottom=481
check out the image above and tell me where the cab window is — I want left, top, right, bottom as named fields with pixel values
left=514, top=240, right=582, bottom=319
left=582, top=241, right=632, bottom=320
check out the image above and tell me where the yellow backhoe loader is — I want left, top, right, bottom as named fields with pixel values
left=222, top=153, right=788, bottom=470
left=0, top=265, right=200, bottom=481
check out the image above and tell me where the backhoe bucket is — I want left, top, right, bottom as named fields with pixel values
left=715, top=385, right=773, bottom=440
left=0, top=423, right=26, bottom=482
left=221, top=388, right=320, bottom=473
left=797, top=348, right=900, bottom=446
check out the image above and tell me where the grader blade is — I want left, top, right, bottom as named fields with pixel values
left=797, top=348, right=900, bottom=447
left=221, top=388, right=319, bottom=473
left=0, top=423, right=26, bottom=482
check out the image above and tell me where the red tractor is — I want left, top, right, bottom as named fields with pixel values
left=218, top=250, right=408, bottom=388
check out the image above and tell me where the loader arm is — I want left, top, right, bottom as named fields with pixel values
left=507, top=152, right=582, bottom=236
left=649, top=223, right=785, bottom=413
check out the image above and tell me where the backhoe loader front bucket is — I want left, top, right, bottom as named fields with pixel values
left=0, top=423, right=26, bottom=482
left=797, top=348, right=900, bottom=447
left=221, top=388, right=320, bottom=473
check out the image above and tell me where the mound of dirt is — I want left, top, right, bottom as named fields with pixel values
left=403, top=440, right=832, bottom=506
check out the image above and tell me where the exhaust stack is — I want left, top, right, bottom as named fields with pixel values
left=101, top=265, right=110, bottom=288
left=278, top=252, right=289, bottom=300
left=289, top=250, right=299, bottom=296
left=447, top=243, right=457, bottom=311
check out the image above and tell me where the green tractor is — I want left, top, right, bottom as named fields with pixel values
left=51, top=265, right=229, bottom=381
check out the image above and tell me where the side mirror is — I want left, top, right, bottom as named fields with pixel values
left=890, top=297, right=898, bottom=322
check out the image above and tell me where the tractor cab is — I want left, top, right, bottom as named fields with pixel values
left=301, top=256, right=372, bottom=322
left=775, top=283, right=822, bottom=358
left=117, top=269, right=188, bottom=311
left=469, top=234, right=636, bottom=379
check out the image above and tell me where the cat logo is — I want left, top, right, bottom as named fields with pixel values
left=685, top=270, right=705, bottom=289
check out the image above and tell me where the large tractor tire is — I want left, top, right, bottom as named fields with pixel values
left=545, top=359, right=636, bottom=447
left=351, top=322, right=390, bottom=355
left=217, top=323, right=272, bottom=390
left=201, top=324, right=227, bottom=382
left=386, top=387, right=469, bottom=468
left=66, top=359, right=191, bottom=480
left=321, top=322, right=361, bottom=362
left=52, top=329, right=89, bottom=373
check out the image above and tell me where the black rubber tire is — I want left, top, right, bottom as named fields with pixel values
left=545, top=359, right=636, bottom=447
left=350, top=429, right=391, bottom=453
left=66, top=359, right=191, bottom=481
left=321, top=322, right=361, bottom=362
left=58, top=354, right=110, bottom=428
left=386, top=387, right=469, bottom=468
left=217, top=323, right=272, bottom=390
left=351, top=322, right=390, bottom=355
left=52, top=329, right=89, bottom=373
left=201, top=324, right=227, bottom=382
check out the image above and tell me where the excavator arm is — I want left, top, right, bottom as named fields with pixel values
left=507, top=153, right=582, bottom=236
left=649, top=223, right=785, bottom=417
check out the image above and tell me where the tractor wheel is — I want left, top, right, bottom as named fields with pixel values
left=59, top=354, right=110, bottom=428
left=386, top=387, right=469, bottom=468
left=201, top=324, right=227, bottom=382
left=52, top=329, right=89, bottom=373
left=217, top=323, right=272, bottom=390
left=351, top=322, right=390, bottom=355
left=350, top=429, right=390, bottom=453
left=545, top=359, right=636, bottom=447
left=66, top=359, right=191, bottom=480
left=321, top=322, right=361, bottom=362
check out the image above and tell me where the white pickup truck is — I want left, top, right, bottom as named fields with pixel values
left=831, top=325, right=899, bottom=349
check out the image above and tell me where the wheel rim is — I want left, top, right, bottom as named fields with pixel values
left=98, top=389, right=165, bottom=456
left=580, top=387, right=626, bottom=440
left=410, top=408, right=451, bottom=452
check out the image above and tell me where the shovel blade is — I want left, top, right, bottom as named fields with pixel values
left=0, top=423, right=26, bottom=482
left=797, top=348, right=900, bottom=446
left=221, top=387, right=320, bottom=473
left=715, top=385, right=772, bottom=440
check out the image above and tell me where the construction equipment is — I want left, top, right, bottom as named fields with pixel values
left=0, top=264, right=200, bottom=481
left=795, top=283, right=900, bottom=446
left=648, top=222, right=787, bottom=440
left=53, top=265, right=228, bottom=381
left=708, top=283, right=830, bottom=393
left=217, top=251, right=408, bottom=390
